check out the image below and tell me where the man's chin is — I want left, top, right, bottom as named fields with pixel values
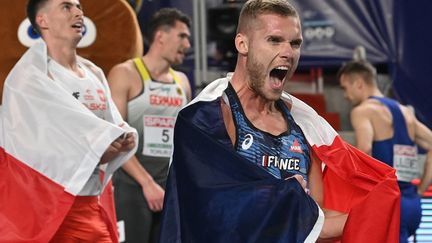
left=171, top=56, right=183, bottom=65
left=352, top=101, right=361, bottom=106
left=264, top=90, right=283, bottom=102
left=73, top=37, right=83, bottom=45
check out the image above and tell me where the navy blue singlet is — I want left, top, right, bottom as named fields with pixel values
left=370, top=96, right=417, bottom=189
left=224, top=83, right=311, bottom=181
left=370, top=96, right=421, bottom=243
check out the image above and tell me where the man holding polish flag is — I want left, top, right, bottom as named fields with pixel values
left=0, top=0, right=137, bottom=242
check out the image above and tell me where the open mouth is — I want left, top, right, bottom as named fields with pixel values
left=269, top=66, right=288, bottom=89
left=71, top=22, right=83, bottom=31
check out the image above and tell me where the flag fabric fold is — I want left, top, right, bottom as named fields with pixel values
left=161, top=101, right=323, bottom=243
left=0, top=41, right=137, bottom=243
left=160, top=78, right=400, bottom=242
left=287, top=93, right=400, bottom=242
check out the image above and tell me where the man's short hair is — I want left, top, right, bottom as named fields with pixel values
left=237, top=0, right=298, bottom=34
left=27, top=0, right=49, bottom=34
left=146, top=8, right=191, bottom=45
left=337, top=60, right=377, bottom=85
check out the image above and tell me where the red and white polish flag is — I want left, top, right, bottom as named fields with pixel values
left=0, top=42, right=137, bottom=243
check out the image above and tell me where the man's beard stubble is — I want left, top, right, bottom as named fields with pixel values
left=246, top=54, right=265, bottom=94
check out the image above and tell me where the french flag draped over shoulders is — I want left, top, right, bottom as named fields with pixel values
left=0, top=42, right=137, bottom=243
left=160, top=77, right=400, bottom=243
left=285, top=91, right=400, bottom=242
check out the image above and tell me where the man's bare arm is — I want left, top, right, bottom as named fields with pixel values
left=309, top=150, right=347, bottom=240
left=414, top=119, right=432, bottom=194
left=175, top=70, right=192, bottom=101
left=107, top=63, right=165, bottom=212
left=351, top=106, right=374, bottom=155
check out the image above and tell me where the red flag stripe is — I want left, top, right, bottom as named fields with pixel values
left=0, top=147, right=75, bottom=243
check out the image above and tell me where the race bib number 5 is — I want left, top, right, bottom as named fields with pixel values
left=393, top=144, right=419, bottom=182
left=143, top=116, right=175, bottom=157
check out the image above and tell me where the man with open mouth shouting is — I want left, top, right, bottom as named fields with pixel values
left=160, top=0, right=400, bottom=242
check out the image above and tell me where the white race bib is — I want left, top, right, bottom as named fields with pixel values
left=118, top=220, right=125, bottom=242
left=393, top=144, right=419, bottom=182
left=142, top=115, right=175, bottom=157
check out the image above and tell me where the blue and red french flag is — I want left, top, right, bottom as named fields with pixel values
left=160, top=78, right=400, bottom=242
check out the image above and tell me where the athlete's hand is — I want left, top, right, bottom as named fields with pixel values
left=142, top=179, right=165, bottom=212
left=119, top=132, right=136, bottom=151
left=100, top=133, right=135, bottom=164
left=318, top=209, right=348, bottom=240
left=286, top=174, right=308, bottom=194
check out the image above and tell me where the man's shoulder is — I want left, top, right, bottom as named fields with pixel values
left=181, top=78, right=227, bottom=118
left=398, top=104, right=416, bottom=122
left=181, top=97, right=217, bottom=114
left=179, top=97, right=222, bottom=130
left=110, top=59, right=138, bottom=73
left=352, top=99, right=399, bottom=121
left=171, top=69, right=186, bottom=76
left=351, top=101, right=379, bottom=118
left=171, top=69, right=189, bottom=83
left=77, top=56, right=106, bottom=81
left=107, top=59, right=141, bottom=83
left=359, top=99, right=385, bottom=109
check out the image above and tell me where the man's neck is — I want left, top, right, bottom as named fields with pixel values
left=231, top=71, right=279, bottom=115
left=365, top=87, right=384, bottom=99
left=142, top=50, right=172, bottom=82
left=46, top=40, right=78, bottom=68
left=45, top=40, right=84, bottom=77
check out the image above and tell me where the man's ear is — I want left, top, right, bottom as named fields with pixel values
left=154, top=30, right=163, bottom=44
left=354, top=77, right=364, bottom=89
left=36, top=13, right=48, bottom=30
left=154, top=28, right=170, bottom=45
left=235, top=33, right=248, bottom=55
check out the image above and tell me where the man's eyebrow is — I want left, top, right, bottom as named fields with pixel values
left=60, top=1, right=83, bottom=10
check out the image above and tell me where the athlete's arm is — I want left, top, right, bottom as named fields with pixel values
left=317, top=209, right=348, bottom=241
left=413, top=118, right=432, bottom=194
left=120, top=157, right=165, bottom=211
left=100, top=133, right=136, bottom=164
left=414, top=119, right=432, bottom=152
left=309, top=150, right=347, bottom=240
left=308, top=149, right=323, bottom=205
left=107, top=63, right=134, bottom=119
left=350, top=106, right=374, bottom=155
left=107, top=62, right=165, bottom=212
left=175, top=70, right=192, bottom=101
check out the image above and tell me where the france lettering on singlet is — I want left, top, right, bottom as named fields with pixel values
left=225, top=83, right=311, bottom=180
